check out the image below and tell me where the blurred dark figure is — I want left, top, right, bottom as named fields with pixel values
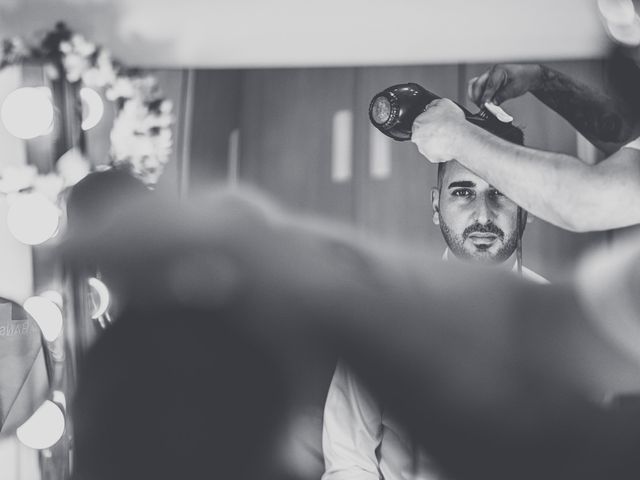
left=72, top=303, right=290, bottom=480
left=65, top=187, right=640, bottom=480
left=65, top=167, right=150, bottom=332
left=66, top=167, right=149, bottom=238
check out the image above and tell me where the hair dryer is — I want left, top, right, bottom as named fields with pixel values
left=369, top=82, right=522, bottom=144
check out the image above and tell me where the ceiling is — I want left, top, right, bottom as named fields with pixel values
left=0, top=0, right=611, bottom=68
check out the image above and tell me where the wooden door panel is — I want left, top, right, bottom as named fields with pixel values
left=239, top=68, right=356, bottom=223
left=188, top=70, right=243, bottom=191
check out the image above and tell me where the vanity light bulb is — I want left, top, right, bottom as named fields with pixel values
left=23, top=295, right=63, bottom=342
left=606, top=16, right=640, bottom=46
left=16, top=400, right=65, bottom=450
left=1, top=87, right=54, bottom=139
left=80, top=87, right=104, bottom=131
left=88, top=277, right=110, bottom=319
left=7, top=193, right=60, bottom=245
left=598, top=0, right=636, bottom=26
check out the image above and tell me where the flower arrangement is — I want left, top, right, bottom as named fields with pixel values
left=0, top=22, right=174, bottom=192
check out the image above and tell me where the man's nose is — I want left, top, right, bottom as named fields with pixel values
left=474, top=195, right=495, bottom=224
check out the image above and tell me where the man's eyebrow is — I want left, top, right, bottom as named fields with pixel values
left=447, top=181, right=475, bottom=188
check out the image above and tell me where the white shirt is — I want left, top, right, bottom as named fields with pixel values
left=322, top=253, right=548, bottom=480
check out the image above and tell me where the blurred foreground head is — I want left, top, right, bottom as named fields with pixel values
left=67, top=186, right=385, bottom=480
left=66, top=167, right=149, bottom=238
left=72, top=302, right=289, bottom=480
left=65, top=186, right=640, bottom=480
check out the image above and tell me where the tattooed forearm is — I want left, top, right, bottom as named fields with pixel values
left=532, top=65, right=636, bottom=148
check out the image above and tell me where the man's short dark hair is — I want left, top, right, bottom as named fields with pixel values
left=437, top=121, right=524, bottom=188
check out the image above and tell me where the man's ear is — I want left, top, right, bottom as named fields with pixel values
left=431, top=188, right=440, bottom=226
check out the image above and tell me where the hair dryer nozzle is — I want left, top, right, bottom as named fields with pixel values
left=369, top=83, right=440, bottom=141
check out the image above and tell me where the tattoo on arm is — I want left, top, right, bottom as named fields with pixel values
left=532, top=66, right=635, bottom=146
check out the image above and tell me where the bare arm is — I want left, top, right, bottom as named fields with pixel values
left=532, top=65, right=638, bottom=154
left=412, top=99, right=640, bottom=232
left=458, top=125, right=640, bottom=231
left=470, top=64, right=640, bottom=155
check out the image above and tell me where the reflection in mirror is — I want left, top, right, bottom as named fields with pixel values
left=0, top=297, right=49, bottom=436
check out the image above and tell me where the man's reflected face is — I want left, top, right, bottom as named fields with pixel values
left=432, top=161, right=522, bottom=264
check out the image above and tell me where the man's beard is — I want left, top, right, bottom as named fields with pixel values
left=440, top=220, right=518, bottom=264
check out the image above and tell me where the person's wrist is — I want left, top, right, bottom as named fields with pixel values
left=531, top=64, right=550, bottom=92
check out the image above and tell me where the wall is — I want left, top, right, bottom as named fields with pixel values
left=0, top=0, right=609, bottom=68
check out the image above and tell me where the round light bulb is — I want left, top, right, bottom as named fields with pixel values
left=16, top=400, right=65, bottom=450
left=1, top=87, right=54, bottom=139
left=7, top=193, right=60, bottom=245
left=598, top=0, right=636, bottom=26
left=23, top=295, right=63, bottom=342
left=606, top=15, right=640, bottom=46
left=88, top=277, right=111, bottom=319
left=80, top=87, right=104, bottom=131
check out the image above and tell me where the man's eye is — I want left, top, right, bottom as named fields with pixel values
left=452, top=189, right=473, bottom=197
left=489, top=189, right=504, bottom=198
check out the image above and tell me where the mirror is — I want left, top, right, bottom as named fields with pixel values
left=0, top=297, right=49, bottom=436
left=135, top=60, right=618, bottom=480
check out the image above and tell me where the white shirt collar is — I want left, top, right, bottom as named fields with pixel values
left=442, top=247, right=518, bottom=273
left=442, top=248, right=548, bottom=283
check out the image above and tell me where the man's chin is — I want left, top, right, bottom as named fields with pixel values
left=455, top=245, right=510, bottom=265
left=464, top=251, right=503, bottom=264
left=441, top=228, right=517, bottom=265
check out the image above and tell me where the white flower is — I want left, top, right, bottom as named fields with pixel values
left=159, top=100, right=173, bottom=114
left=104, top=67, right=173, bottom=185
left=131, top=136, right=156, bottom=158
left=63, top=52, right=90, bottom=83
left=136, top=156, right=163, bottom=185
left=56, top=148, right=90, bottom=187
left=32, top=173, right=65, bottom=202
left=81, top=67, right=102, bottom=87
left=94, top=49, right=117, bottom=84
left=70, top=34, right=96, bottom=57
left=152, top=140, right=172, bottom=157
left=0, top=164, right=37, bottom=193
left=106, top=76, right=135, bottom=100
left=80, top=48, right=116, bottom=87
left=59, top=40, right=72, bottom=54
left=2, top=37, right=29, bottom=65
left=154, top=128, right=173, bottom=146
left=130, top=75, right=160, bottom=101
left=44, top=63, right=60, bottom=81
left=141, top=112, right=173, bottom=130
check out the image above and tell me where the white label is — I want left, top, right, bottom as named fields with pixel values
left=228, top=128, right=240, bottom=187
left=331, top=110, right=353, bottom=183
